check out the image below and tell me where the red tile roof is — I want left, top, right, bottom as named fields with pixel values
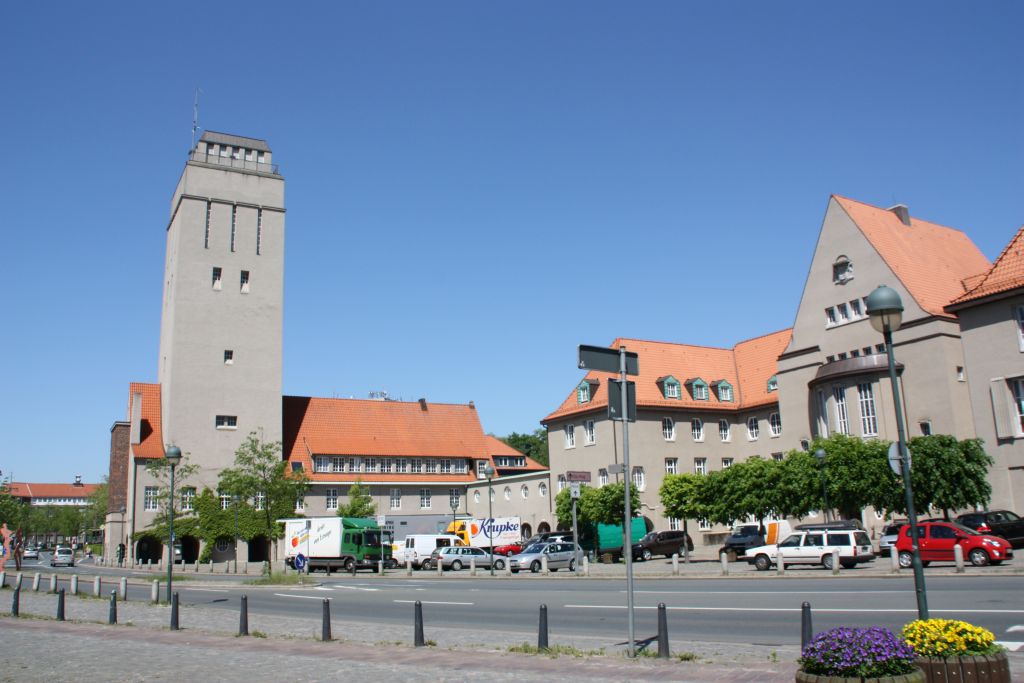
left=833, top=196, right=991, bottom=317
left=283, top=396, right=492, bottom=475
left=948, top=226, right=1024, bottom=308
left=128, top=382, right=165, bottom=459
left=7, top=482, right=100, bottom=500
left=542, top=329, right=792, bottom=423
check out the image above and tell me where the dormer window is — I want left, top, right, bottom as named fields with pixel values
left=685, top=378, right=709, bottom=401
left=577, top=381, right=590, bottom=404
left=658, top=376, right=681, bottom=400
left=712, top=380, right=733, bottom=402
left=832, top=256, right=853, bottom=284
left=767, top=375, right=778, bottom=392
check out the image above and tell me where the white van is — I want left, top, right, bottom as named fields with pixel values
left=395, top=534, right=465, bottom=569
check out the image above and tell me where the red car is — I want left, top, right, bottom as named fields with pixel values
left=492, top=543, right=524, bottom=556
left=894, top=521, right=1013, bottom=568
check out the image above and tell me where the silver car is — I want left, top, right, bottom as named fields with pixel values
left=429, top=546, right=506, bottom=571
left=878, top=521, right=907, bottom=557
left=510, top=542, right=581, bottom=573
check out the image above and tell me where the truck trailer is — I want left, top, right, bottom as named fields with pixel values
left=281, top=517, right=391, bottom=573
left=445, top=517, right=522, bottom=549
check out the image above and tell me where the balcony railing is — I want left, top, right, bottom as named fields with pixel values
left=190, top=151, right=281, bottom=176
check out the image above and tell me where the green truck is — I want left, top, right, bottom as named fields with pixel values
left=282, top=516, right=392, bottom=572
left=578, top=518, right=650, bottom=558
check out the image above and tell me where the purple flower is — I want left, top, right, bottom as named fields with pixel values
left=800, top=627, right=916, bottom=678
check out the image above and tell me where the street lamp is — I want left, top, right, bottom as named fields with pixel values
left=164, top=445, right=182, bottom=603
left=450, top=497, right=459, bottom=530
left=865, top=284, right=928, bottom=619
left=482, top=463, right=495, bottom=576
left=814, top=449, right=830, bottom=522
left=119, top=505, right=127, bottom=567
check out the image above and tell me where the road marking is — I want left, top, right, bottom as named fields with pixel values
left=564, top=605, right=1024, bottom=614
left=393, top=600, right=473, bottom=606
left=186, top=588, right=229, bottom=593
left=626, top=590, right=909, bottom=595
left=1008, top=625, right=1024, bottom=632
left=273, top=593, right=327, bottom=600
left=324, top=585, right=379, bottom=592
left=996, top=641, right=1023, bottom=651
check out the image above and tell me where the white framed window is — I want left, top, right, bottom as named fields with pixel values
left=694, top=458, right=707, bottom=475
left=772, top=452, right=784, bottom=462
left=366, top=458, right=378, bottom=473
left=850, top=299, right=862, bottom=317
left=395, top=458, right=408, bottom=473
left=215, top=415, right=237, bottom=430
left=503, top=486, right=512, bottom=501
left=454, top=460, right=467, bottom=474
left=598, top=469, right=608, bottom=486
left=722, top=457, right=733, bottom=469
left=326, top=488, right=338, bottom=510
left=254, top=492, right=265, bottom=511
left=1017, top=306, right=1024, bottom=351
left=419, top=489, right=432, bottom=510
left=449, top=488, right=460, bottom=509
left=582, top=420, right=596, bottom=445
left=956, top=366, right=965, bottom=382
left=698, top=518, right=712, bottom=531
left=473, top=491, right=481, bottom=504
left=144, top=486, right=159, bottom=511
left=692, top=383, right=709, bottom=400
left=691, top=418, right=704, bottom=441
left=520, top=485, right=529, bottom=499
left=747, top=417, right=759, bottom=440
left=224, top=350, right=234, bottom=365
left=668, top=517, right=681, bottom=531
left=665, top=381, right=681, bottom=399
left=181, top=487, right=195, bottom=512
left=719, top=419, right=730, bottom=442
left=577, top=382, right=590, bottom=404
left=245, top=148, right=254, bottom=162
left=381, top=459, right=393, bottom=473
left=390, top=488, right=402, bottom=510
left=557, top=475, right=567, bottom=492
left=220, top=493, right=232, bottom=510
left=769, top=412, right=782, bottom=437
left=833, top=386, right=850, bottom=435
left=837, top=303, right=849, bottom=322
left=665, top=458, right=678, bottom=474
left=538, top=482, right=548, bottom=497
left=662, top=417, right=675, bottom=441
left=240, top=270, right=250, bottom=293
left=857, top=382, right=878, bottom=436
left=411, top=460, right=423, bottom=474
left=826, top=307, right=837, bottom=326
left=440, top=459, right=451, bottom=474
left=564, top=424, right=575, bottom=448
left=424, top=459, right=436, bottom=473
left=212, top=266, right=223, bottom=289
left=294, top=495, right=305, bottom=513
left=1012, top=379, right=1024, bottom=435
left=717, top=384, right=733, bottom=402
left=632, top=466, right=646, bottom=492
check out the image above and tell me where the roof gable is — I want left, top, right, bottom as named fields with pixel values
left=948, top=225, right=1024, bottom=308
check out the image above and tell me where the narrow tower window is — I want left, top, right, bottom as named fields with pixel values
left=230, top=206, right=237, bottom=252
left=212, top=267, right=222, bottom=290
left=256, top=209, right=263, bottom=255
left=224, top=350, right=234, bottom=365
left=204, top=201, right=211, bottom=249
left=240, top=270, right=250, bottom=293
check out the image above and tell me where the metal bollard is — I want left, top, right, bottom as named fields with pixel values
left=49, top=574, right=57, bottom=593
left=541, top=555, right=549, bottom=575
left=414, top=600, right=425, bottom=647
left=120, top=577, right=127, bottom=601
left=70, top=575, right=79, bottom=595
left=470, top=557, right=476, bottom=576
left=94, top=576, right=101, bottom=597
left=109, top=590, right=117, bottom=625
left=505, top=558, right=512, bottom=577
left=32, top=573, right=40, bottom=592
left=436, top=558, right=443, bottom=576
left=11, top=586, right=19, bottom=617
left=378, top=560, right=384, bottom=575
left=406, top=558, right=413, bottom=576
left=890, top=551, right=900, bottom=574
left=170, top=591, right=180, bottom=630
left=777, top=556, right=785, bottom=575
left=56, top=588, right=65, bottom=621
left=15, top=572, right=23, bottom=589
left=720, top=552, right=729, bottom=576
left=151, top=580, right=159, bottom=603
left=240, top=595, right=249, bottom=636
left=954, top=544, right=965, bottom=573
left=801, top=602, right=813, bottom=650
left=657, top=603, right=669, bottom=658
left=538, top=604, right=549, bottom=651
left=0, top=571, right=6, bottom=588
left=831, top=549, right=841, bottom=575
left=671, top=553, right=679, bottom=576
left=321, top=598, right=332, bottom=641
left=582, top=555, right=589, bottom=577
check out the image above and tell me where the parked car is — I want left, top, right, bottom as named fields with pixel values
left=894, top=521, right=1013, bottom=567
left=523, top=532, right=573, bottom=546
left=632, top=530, right=694, bottom=561
left=427, top=545, right=505, bottom=571
left=877, top=521, right=908, bottom=557
left=510, top=542, right=581, bottom=573
left=720, top=524, right=765, bottom=558
left=747, top=527, right=875, bottom=571
left=22, top=546, right=39, bottom=560
left=395, top=534, right=465, bottom=569
left=50, top=547, right=74, bottom=567
left=955, top=510, right=1024, bottom=549
left=493, top=542, right=524, bottom=556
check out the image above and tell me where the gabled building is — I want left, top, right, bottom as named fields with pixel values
left=7, top=479, right=100, bottom=507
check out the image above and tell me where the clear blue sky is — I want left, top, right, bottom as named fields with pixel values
left=1, top=2, right=1021, bottom=483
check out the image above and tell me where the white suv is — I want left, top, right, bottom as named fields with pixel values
left=746, top=526, right=874, bottom=571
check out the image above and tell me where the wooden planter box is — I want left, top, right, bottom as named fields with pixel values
left=915, top=652, right=1011, bottom=683
left=796, top=668, right=925, bottom=683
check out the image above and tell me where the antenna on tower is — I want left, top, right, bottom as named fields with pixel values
left=191, top=87, right=203, bottom=151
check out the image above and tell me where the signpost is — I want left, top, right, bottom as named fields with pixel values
left=377, top=515, right=387, bottom=574
left=888, top=442, right=910, bottom=477
left=577, top=344, right=639, bottom=657
left=569, top=482, right=581, bottom=574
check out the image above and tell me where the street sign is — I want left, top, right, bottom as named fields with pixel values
left=570, top=482, right=581, bottom=499
left=566, top=470, right=592, bottom=482
left=888, top=442, right=910, bottom=476
left=376, top=515, right=387, bottom=526
left=578, top=345, right=639, bottom=375
left=294, top=553, right=306, bottom=571
left=608, top=379, right=636, bottom=422
left=607, top=463, right=625, bottom=475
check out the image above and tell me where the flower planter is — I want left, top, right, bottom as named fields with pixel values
left=796, top=668, right=925, bottom=683
left=915, top=652, right=1011, bottom=683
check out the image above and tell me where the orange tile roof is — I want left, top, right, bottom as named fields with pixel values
left=283, top=396, right=491, bottom=472
left=128, top=382, right=165, bottom=459
left=833, top=196, right=991, bottom=317
left=542, top=329, right=791, bottom=423
left=485, top=435, right=547, bottom=472
left=7, top=482, right=100, bottom=499
left=948, top=226, right=1024, bottom=308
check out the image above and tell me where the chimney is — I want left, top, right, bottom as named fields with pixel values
left=888, top=204, right=911, bottom=227
left=74, top=475, right=82, bottom=486
left=468, top=400, right=475, bottom=409
left=418, top=398, right=428, bottom=411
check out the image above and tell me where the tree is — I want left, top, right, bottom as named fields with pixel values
left=336, top=478, right=376, bottom=518
left=554, top=484, right=599, bottom=528
left=83, top=479, right=109, bottom=536
left=810, top=435, right=895, bottom=520
left=904, top=436, right=993, bottom=518
left=218, top=432, right=309, bottom=559
left=499, top=429, right=549, bottom=467
left=659, top=473, right=705, bottom=524
left=581, top=482, right=641, bottom=527
left=144, top=454, right=200, bottom=528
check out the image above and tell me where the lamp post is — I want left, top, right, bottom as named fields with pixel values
left=482, top=463, right=495, bottom=576
left=865, top=284, right=929, bottom=619
left=164, top=445, right=182, bottom=603
left=119, top=505, right=126, bottom=567
left=450, top=498, right=459, bottom=530
left=814, top=449, right=830, bottom=522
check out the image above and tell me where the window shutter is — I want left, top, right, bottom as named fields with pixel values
left=990, top=378, right=1016, bottom=439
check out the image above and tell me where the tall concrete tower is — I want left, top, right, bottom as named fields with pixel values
left=157, top=131, right=285, bottom=487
